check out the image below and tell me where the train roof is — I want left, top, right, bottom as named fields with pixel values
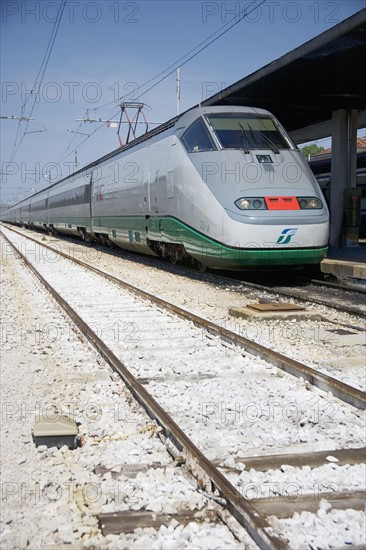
left=6, top=105, right=276, bottom=210
left=308, top=149, right=366, bottom=173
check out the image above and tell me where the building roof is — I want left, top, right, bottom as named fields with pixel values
left=313, top=137, right=366, bottom=156
left=202, top=9, right=366, bottom=143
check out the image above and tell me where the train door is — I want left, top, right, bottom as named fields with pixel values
left=90, top=169, right=99, bottom=219
left=45, top=194, right=49, bottom=228
left=87, top=172, right=93, bottom=225
left=143, top=147, right=151, bottom=211
left=167, top=136, right=177, bottom=200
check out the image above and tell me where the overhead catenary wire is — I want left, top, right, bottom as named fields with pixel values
left=56, top=109, right=121, bottom=166
left=58, top=0, right=266, bottom=164
left=56, top=110, right=91, bottom=165
left=134, top=0, right=267, bottom=102
left=95, top=0, right=267, bottom=111
left=7, top=0, right=67, bottom=164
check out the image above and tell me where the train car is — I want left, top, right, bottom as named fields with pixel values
left=308, top=149, right=366, bottom=240
left=1, top=105, right=329, bottom=270
left=29, top=189, right=49, bottom=230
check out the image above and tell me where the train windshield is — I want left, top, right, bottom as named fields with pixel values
left=181, top=118, right=217, bottom=153
left=206, top=113, right=292, bottom=151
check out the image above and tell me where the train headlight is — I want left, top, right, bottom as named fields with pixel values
left=235, top=197, right=267, bottom=210
left=298, top=197, right=322, bottom=209
left=235, top=198, right=251, bottom=209
left=309, top=198, right=322, bottom=208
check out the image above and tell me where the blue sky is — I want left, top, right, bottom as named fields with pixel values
left=1, top=0, right=365, bottom=204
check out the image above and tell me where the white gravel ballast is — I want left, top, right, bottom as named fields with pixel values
left=8, top=226, right=365, bottom=392
left=1, top=227, right=365, bottom=549
left=1, top=234, right=254, bottom=549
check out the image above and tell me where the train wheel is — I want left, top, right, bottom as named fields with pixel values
left=169, top=244, right=184, bottom=265
left=158, top=242, right=169, bottom=259
left=170, top=252, right=179, bottom=264
left=79, top=228, right=91, bottom=242
left=196, top=260, right=207, bottom=273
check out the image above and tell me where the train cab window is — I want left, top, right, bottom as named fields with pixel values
left=206, top=113, right=291, bottom=151
left=181, top=118, right=216, bottom=153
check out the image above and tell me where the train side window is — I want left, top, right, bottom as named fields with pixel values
left=181, top=118, right=216, bottom=153
left=356, top=171, right=366, bottom=187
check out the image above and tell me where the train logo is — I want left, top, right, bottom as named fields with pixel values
left=276, top=228, right=298, bottom=245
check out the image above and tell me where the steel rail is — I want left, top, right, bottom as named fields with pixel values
left=234, top=280, right=366, bottom=318
left=1, top=228, right=287, bottom=549
left=2, top=225, right=365, bottom=411
left=292, top=275, right=366, bottom=294
left=199, top=271, right=366, bottom=318
left=4, top=223, right=365, bottom=315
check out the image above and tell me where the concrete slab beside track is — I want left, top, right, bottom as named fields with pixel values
left=321, top=247, right=366, bottom=281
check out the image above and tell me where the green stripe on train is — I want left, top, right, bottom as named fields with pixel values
left=46, top=214, right=328, bottom=267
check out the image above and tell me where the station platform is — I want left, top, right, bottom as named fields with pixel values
left=321, top=246, right=366, bottom=281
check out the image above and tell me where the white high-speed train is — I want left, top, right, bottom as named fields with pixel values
left=1, top=105, right=329, bottom=270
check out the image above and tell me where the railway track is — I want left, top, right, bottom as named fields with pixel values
left=2, top=224, right=365, bottom=407
left=147, top=256, right=366, bottom=319
left=6, top=224, right=365, bottom=396
left=221, top=273, right=366, bottom=319
left=2, top=227, right=285, bottom=548
left=1, top=225, right=365, bottom=548
left=1, top=239, right=254, bottom=549
left=4, top=224, right=365, bottom=318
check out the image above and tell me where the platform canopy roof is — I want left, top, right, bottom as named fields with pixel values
left=202, top=8, right=366, bottom=143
